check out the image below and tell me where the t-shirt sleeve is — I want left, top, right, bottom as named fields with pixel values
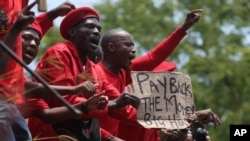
left=35, top=46, right=76, bottom=87
left=35, top=13, right=54, bottom=37
left=131, top=27, right=186, bottom=71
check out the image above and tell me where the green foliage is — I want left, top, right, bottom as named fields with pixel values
left=38, top=0, right=249, bottom=140
left=93, top=0, right=250, bottom=140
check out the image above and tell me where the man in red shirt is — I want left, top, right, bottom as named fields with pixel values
left=98, top=9, right=203, bottom=141
left=0, top=1, right=36, bottom=140
left=28, top=6, right=139, bottom=141
left=19, top=3, right=116, bottom=141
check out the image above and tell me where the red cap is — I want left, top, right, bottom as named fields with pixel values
left=25, top=20, right=43, bottom=39
left=60, top=6, right=100, bottom=40
left=153, top=61, right=176, bottom=72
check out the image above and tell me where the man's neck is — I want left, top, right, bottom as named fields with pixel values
left=102, top=59, right=120, bottom=74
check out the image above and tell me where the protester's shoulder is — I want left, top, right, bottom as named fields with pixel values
left=92, top=62, right=104, bottom=72
left=92, top=62, right=107, bottom=78
left=46, top=42, right=70, bottom=53
left=96, top=62, right=113, bottom=74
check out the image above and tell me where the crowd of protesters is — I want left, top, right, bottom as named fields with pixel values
left=0, top=1, right=221, bottom=141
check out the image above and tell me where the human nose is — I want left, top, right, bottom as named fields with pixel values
left=30, top=39, right=38, bottom=48
left=93, top=27, right=100, bottom=35
left=131, top=48, right=136, bottom=54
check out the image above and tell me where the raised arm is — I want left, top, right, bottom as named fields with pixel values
left=34, top=1, right=75, bottom=36
left=131, top=9, right=203, bottom=71
left=0, top=2, right=36, bottom=74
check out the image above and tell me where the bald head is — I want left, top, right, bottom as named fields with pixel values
left=100, top=28, right=136, bottom=72
left=101, top=29, right=132, bottom=50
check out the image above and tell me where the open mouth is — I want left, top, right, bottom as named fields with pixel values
left=24, top=49, right=35, bottom=59
left=128, top=54, right=135, bottom=60
left=89, top=36, right=100, bottom=46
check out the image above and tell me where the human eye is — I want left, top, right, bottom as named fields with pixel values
left=22, top=34, right=32, bottom=41
left=35, top=39, right=40, bottom=46
left=85, top=23, right=95, bottom=29
left=125, top=42, right=134, bottom=48
left=97, top=26, right=102, bottom=32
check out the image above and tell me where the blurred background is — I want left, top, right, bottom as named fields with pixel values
left=29, top=0, right=250, bottom=141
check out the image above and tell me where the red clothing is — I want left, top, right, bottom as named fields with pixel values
left=21, top=76, right=59, bottom=141
left=22, top=0, right=29, bottom=8
left=28, top=41, right=120, bottom=139
left=28, top=12, right=54, bottom=38
left=153, top=61, right=176, bottom=71
left=28, top=118, right=61, bottom=141
left=25, top=13, right=102, bottom=140
left=98, top=27, right=186, bottom=141
left=0, top=0, right=25, bottom=104
left=0, top=0, right=22, bottom=39
left=19, top=13, right=58, bottom=140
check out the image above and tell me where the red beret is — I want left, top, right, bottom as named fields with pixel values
left=25, top=20, right=43, bottom=39
left=153, top=61, right=176, bottom=72
left=60, top=6, right=100, bottom=40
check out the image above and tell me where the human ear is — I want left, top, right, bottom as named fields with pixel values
left=107, top=43, right=116, bottom=52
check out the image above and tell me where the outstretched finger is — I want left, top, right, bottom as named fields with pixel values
left=211, top=113, right=221, bottom=128
left=190, top=9, right=204, bottom=14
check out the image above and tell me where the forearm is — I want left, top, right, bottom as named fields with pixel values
left=3, top=23, right=23, bottom=48
left=131, top=27, right=186, bottom=71
left=46, top=8, right=60, bottom=21
left=25, top=81, right=78, bottom=98
left=35, top=101, right=108, bottom=123
left=34, top=103, right=84, bottom=123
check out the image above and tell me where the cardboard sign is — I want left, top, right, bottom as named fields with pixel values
left=131, top=71, right=195, bottom=129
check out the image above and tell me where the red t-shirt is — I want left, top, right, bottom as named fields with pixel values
left=0, top=0, right=25, bottom=104
left=21, top=77, right=59, bottom=141
left=98, top=27, right=186, bottom=141
left=32, top=12, right=54, bottom=37
left=28, top=41, right=118, bottom=139
left=153, top=61, right=176, bottom=71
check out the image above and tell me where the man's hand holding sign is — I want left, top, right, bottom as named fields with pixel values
left=131, top=71, right=195, bottom=129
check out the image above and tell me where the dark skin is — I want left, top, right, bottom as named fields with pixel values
left=21, top=2, right=98, bottom=99
left=101, top=9, right=203, bottom=75
left=69, top=18, right=102, bottom=64
left=88, top=46, right=103, bottom=64
left=188, top=109, right=222, bottom=128
left=100, top=9, right=203, bottom=141
left=159, top=128, right=188, bottom=141
left=68, top=17, right=140, bottom=110
left=22, top=1, right=75, bottom=65
left=22, top=28, right=40, bottom=64
left=25, top=91, right=108, bottom=122
left=158, top=109, right=221, bottom=141
left=0, top=1, right=36, bottom=75
left=20, top=2, right=108, bottom=120
left=21, top=28, right=98, bottom=99
left=0, top=1, right=75, bottom=74
left=45, top=17, right=137, bottom=141
left=101, top=29, right=136, bottom=74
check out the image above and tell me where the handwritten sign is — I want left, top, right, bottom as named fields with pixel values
left=131, top=71, right=195, bottom=129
